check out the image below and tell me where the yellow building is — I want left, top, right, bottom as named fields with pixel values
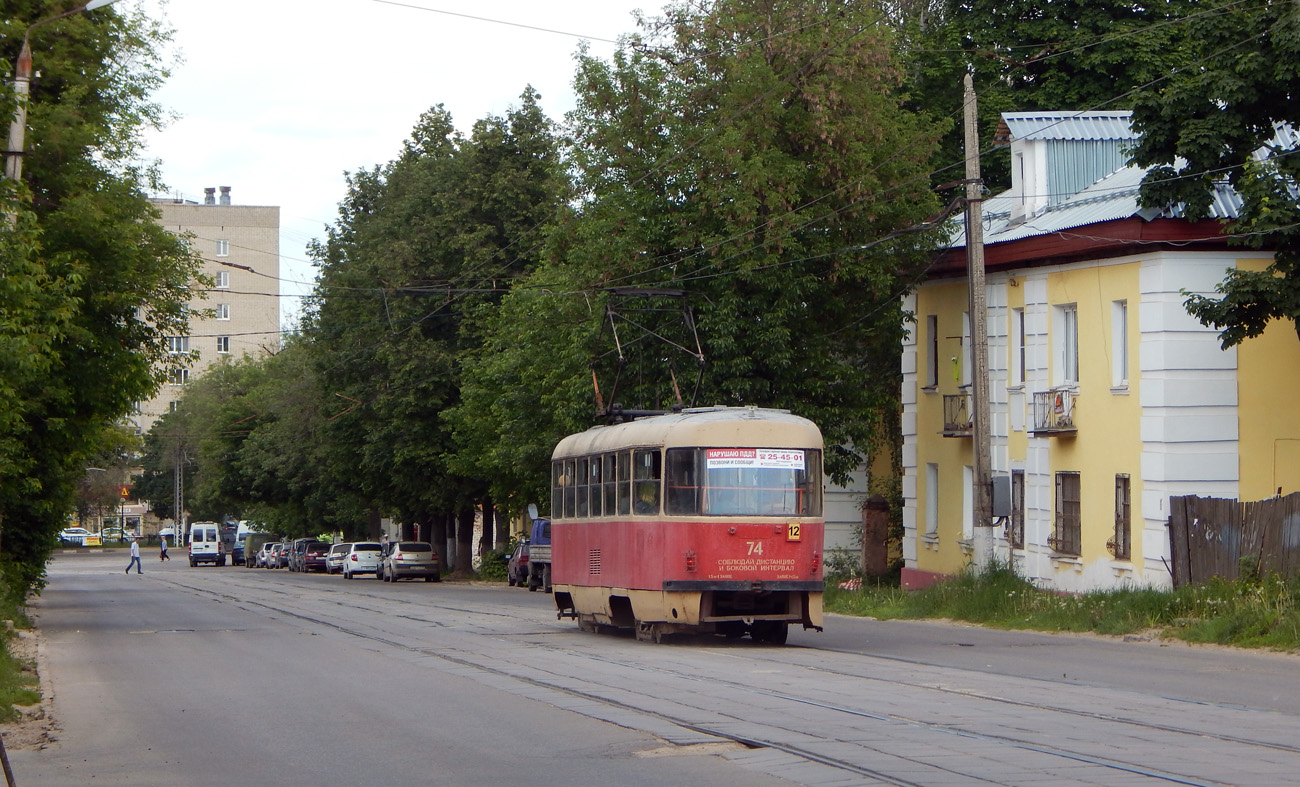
left=902, top=112, right=1300, bottom=592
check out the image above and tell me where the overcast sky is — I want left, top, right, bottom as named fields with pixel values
left=140, top=0, right=649, bottom=329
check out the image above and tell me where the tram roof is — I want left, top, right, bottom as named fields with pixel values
left=552, top=406, right=823, bottom=459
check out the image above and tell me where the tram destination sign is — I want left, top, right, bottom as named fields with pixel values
left=706, top=448, right=805, bottom=469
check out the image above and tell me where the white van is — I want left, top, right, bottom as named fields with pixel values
left=188, top=522, right=226, bottom=567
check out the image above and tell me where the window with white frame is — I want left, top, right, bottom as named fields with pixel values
left=166, top=336, right=189, bottom=354
left=216, top=239, right=229, bottom=257
left=216, top=336, right=230, bottom=354
left=925, top=315, right=939, bottom=388
left=216, top=303, right=230, bottom=321
left=1111, top=300, right=1128, bottom=388
left=962, top=465, right=974, bottom=541
left=169, top=368, right=190, bottom=386
left=1053, top=303, right=1079, bottom=386
left=216, top=270, right=230, bottom=289
left=925, top=463, right=939, bottom=535
left=1011, top=307, right=1025, bottom=387
left=960, top=311, right=971, bottom=388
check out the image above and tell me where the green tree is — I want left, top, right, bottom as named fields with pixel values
left=460, top=0, right=946, bottom=485
left=1130, top=1, right=1300, bottom=347
left=0, top=4, right=198, bottom=598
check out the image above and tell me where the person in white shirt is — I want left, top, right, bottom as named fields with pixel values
left=125, top=537, right=143, bottom=574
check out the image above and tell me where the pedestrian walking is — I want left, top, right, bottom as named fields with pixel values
left=159, top=536, right=170, bottom=561
left=125, top=537, right=143, bottom=574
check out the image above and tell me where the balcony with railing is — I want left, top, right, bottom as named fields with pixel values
left=1031, top=388, right=1078, bottom=436
left=942, top=393, right=973, bottom=437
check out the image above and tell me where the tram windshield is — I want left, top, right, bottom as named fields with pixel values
left=664, top=447, right=822, bottom=517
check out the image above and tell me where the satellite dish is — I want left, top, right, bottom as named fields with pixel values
left=527, top=503, right=539, bottom=520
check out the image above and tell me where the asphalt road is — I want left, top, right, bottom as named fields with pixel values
left=12, top=551, right=1300, bottom=786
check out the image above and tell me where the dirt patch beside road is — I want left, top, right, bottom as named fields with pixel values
left=1, top=620, right=59, bottom=753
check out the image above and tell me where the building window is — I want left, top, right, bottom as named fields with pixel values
left=169, top=368, right=190, bottom=386
left=216, top=271, right=230, bottom=289
left=925, top=315, right=939, bottom=388
left=962, top=465, right=974, bottom=541
left=1111, top=300, right=1128, bottom=388
left=1112, top=474, right=1131, bottom=560
left=925, top=463, right=939, bottom=535
left=1008, top=470, right=1025, bottom=549
left=216, top=336, right=230, bottom=354
left=1053, top=303, right=1079, bottom=386
left=1011, top=307, right=1025, bottom=387
left=960, top=311, right=971, bottom=388
left=216, top=239, right=229, bottom=257
left=167, top=336, right=189, bottom=354
left=169, top=400, right=179, bottom=412
left=1052, top=471, right=1081, bottom=556
left=216, top=304, right=230, bottom=320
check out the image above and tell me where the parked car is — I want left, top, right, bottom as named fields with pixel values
left=342, top=542, right=382, bottom=579
left=301, top=541, right=330, bottom=573
left=325, top=543, right=351, bottom=574
left=267, top=543, right=288, bottom=569
left=231, top=538, right=246, bottom=566
left=507, top=539, right=530, bottom=587
left=381, top=541, right=440, bottom=582
left=58, top=527, right=91, bottom=545
left=244, top=533, right=278, bottom=569
left=287, top=538, right=315, bottom=572
left=258, top=542, right=278, bottom=568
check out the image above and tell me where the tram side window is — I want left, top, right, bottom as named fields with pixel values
left=617, top=451, right=632, bottom=515
left=665, top=448, right=700, bottom=515
left=588, top=455, right=602, bottom=517
left=576, top=457, right=589, bottom=517
left=551, top=462, right=563, bottom=519
left=633, top=449, right=661, bottom=515
left=602, top=454, right=617, bottom=515
left=563, top=458, right=577, bottom=518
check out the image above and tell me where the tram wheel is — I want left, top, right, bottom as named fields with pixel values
left=752, top=621, right=789, bottom=645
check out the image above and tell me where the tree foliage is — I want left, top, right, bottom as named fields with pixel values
left=1130, top=0, right=1300, bottom=347
left=0, top=3, right=197, bottom=598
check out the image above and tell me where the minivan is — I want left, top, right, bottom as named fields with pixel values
left=188, top=522, right=226, bottom=567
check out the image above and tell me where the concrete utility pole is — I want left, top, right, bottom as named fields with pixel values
left=5, top=1, right=121, bottom=185
left=963, top=73, right=994, bottom=570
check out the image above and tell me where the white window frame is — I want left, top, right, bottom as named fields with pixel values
left=960, top=311, right=971, bottom=388
left=1053, top=303, right=1079, bottom=387
left=1010, top=307, right=1025, bottom=388
left=216, top=239, right=229, bottom=257
left=1111, top=300, right=1128, bottom=389
left=169, top=368, right=190, bottom=386
left=216, top=270, right=230, bottom=289
left=924, top=463, right=939, bottom=536
left=167, top=336, right=189, bottom=354
left=216, top=303, right=230, bottom=321
left=216, top=336, right=230, bottom=354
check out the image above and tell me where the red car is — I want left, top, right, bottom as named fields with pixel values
left=301, top=541, right=331, bottom=573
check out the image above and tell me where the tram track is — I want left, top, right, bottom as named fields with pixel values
left=160, top=570, right=1291, bottom=786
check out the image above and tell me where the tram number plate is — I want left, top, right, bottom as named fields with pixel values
left=786, top=522, right=801, bottom=542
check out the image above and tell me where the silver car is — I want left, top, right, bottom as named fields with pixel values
left=381, top=541, right=440, bottom=582
left=325, top=542, right=351, bottom=575
left=343, top=542, right=382, bottom=579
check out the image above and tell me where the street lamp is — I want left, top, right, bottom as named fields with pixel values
left=5, top=0, right=121, bottom=183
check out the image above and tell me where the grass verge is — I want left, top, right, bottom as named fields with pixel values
left=825, top=562, right=1300, bottom=651
left=0, top=600, right=38, bottom=722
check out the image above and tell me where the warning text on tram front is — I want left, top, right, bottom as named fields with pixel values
left=705, top=448, right=805, bottom=469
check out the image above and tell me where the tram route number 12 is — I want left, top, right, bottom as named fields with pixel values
left=786, top=522, right=801, bottom=542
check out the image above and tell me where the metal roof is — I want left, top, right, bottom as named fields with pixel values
left=949, top=113, right=1292, bottom=248
left=995, top=111, right=1140, bottom=144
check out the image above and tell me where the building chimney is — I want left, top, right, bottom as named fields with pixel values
left=219, top=186, right=231, bottom=206
left=203, top=187, right=216, bottom=205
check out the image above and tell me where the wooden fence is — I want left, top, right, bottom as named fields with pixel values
left=1168, top=492, right=1300, bottom=587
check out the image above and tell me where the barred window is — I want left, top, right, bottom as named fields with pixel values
left=1112, top=474, right=1131, bottom=560
left=1052, top=472, right=1081, bottom=556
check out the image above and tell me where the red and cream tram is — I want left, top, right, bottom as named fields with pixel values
left=549, top=406, right=824, bottom=643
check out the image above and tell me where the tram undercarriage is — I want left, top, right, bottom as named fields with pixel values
left=555, top=584, right=823, bottom=644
